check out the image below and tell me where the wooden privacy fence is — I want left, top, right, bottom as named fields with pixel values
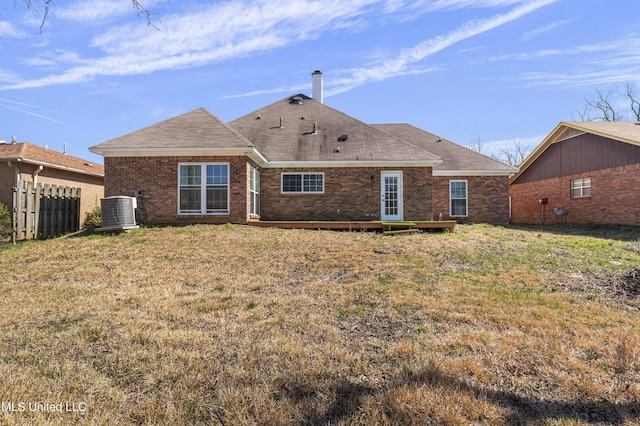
left=12, top=181, right=81, bottom=243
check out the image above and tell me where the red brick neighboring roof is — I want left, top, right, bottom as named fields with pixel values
left=372, top=123, right=517, bottom=175
left=0, top=142, right=104, bottom=176
left=228, top=95, right=441, bottom=165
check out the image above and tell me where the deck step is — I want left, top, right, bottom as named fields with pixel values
left=383, top=228, right=420, bottom=235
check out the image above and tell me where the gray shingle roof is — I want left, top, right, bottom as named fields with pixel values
left=90, top=108, right=253, bottom=153
left=228, top=95, right=441, bottom=164
left=372, top=123, right=517, bottom=174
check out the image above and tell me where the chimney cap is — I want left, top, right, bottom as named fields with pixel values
left=312, top=70, right=322, bottom=74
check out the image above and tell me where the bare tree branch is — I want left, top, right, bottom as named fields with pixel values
left=626, top=81, right=640, bottom=122
left=468, top=136, right=530, bottom=167
left=10, top=1, right=162, bottom=30
left=577, top=83, right=640, bottom=122
left=131, top=0, right=162, bottom=28
left=584, top=87, right=619, bottom=122
left=467, top=137, right=484, bottom=154
left=495, top=139, right=530, bottom=167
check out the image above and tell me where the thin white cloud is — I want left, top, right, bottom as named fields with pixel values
left=500, top=37, right=640, bottom=87
left=0, top=0, right=558, bottom=92
left=0, top=21, right=25, bottom=38
left=55, top=0, right=135, bottom=21
left=22, top=50, right=85, bottom=68
left=222, top=84, right=311, bottom=99
left=522, top=18, right=570, bottom=40
left=0, top=102, right=71, bottom=126
left=1, top=0, right=381, bottom=90
left=326, top=0, right=558, bottom=96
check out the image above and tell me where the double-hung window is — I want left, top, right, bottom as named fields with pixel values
left=571, top=177, right=591, bottom=198
left=250, top=165, right=260, bottom=216
left=179, top=163, right=229, bottom=215
left=281, top=172, right=324, bottom=194
left=450, top=180, right=468, bottom=217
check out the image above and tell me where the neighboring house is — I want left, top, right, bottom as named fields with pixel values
left=510, top=121, right=640, bottom=225
left=0, top=141, right=105, bottom=224
left=90, top=73, right=516, bottom=225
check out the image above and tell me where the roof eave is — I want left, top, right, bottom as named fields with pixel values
left=1, top=157, right=104, bottom=177
left=263, top=159, right=442, bottom=168
left=91, top=147, right=256, bottom=158
left=434, top=169, right=518, bottom=177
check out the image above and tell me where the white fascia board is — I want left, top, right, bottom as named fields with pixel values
left=433, top=169, right=518, bottom=177
left=93, top=147, right=256, bottom=158
left=8, top=157, right=104, bottom=177
left=262, top=159, right=442, bottom=168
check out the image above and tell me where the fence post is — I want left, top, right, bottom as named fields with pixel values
left=11, top=185, right=18, bottom=245
left=41, top=184, right=50, bottom=239
left=33, top=183, right=42, bottom=239
left=25, top=181, right=35, bottom=240
left=15, top=181, right=25, bottom=242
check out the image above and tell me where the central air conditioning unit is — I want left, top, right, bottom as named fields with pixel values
left=96, top=196, right=139, bottom=231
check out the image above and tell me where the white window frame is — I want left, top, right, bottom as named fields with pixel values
left=178, top=162, right=230, bottom=215
left=250, top=165, right=260, bottom=216
left=449, top=180, right=468, bottom=217
left=281, top=172, right=325, bottom=194
left=571, top=177, right=591, bottom=198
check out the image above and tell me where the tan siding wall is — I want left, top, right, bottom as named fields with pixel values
left=432, top=175, right=511, bottom=225
left=260, top=167, right=433, bottom=221
left=0, top=162, right=103, bottom=226
left=105, top=156, right=251, bottom=224
left=0, top=163, right=16, bottom=210
left=510, top=163, right=640, bottom=225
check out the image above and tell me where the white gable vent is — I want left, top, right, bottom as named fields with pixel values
left=97, top=196, right=139, bottom=231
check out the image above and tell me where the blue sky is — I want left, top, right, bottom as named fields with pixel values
left=1, top=0, right=639, bottom=164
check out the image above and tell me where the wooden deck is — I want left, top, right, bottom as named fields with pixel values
left=248, top=220, right=455, bottom=233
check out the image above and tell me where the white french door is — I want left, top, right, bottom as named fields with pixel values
left=381, top=171, right=403, bottom=221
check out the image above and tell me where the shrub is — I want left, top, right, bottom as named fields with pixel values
left=0, top=203, right=11, bottom=240
left=83, top=206, right=102, bottom=230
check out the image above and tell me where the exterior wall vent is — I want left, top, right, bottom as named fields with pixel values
left=97, top=196, right=139, bottom=231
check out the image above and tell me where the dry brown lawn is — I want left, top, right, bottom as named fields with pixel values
left=0, top=224, right=639, bottom=425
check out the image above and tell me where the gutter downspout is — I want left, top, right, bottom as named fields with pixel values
left=32, top=165, right=43, bottom=186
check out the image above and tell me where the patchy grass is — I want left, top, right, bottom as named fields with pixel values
left=0, top=224, right=639, bottom=425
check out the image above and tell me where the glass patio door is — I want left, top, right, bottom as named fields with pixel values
left=381, top=171, right=403, bottom=221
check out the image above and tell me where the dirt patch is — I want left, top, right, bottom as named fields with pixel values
left=615, top=268, right=640, bottom=298
left=550, top=268, right=640, bottom=307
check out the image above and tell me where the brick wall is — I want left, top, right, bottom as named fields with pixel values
left=105, top=156, right=251, bottom=224
left=259, top=167, right=433, bottom=221
left=510, top=163, right=640, bottom=225
left=432, top=175, right=511, bottom=225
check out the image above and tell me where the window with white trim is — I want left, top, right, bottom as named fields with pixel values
left=250, top=165, right=260, bottom=216
left=571, top=177, right=591, bottom=198
left=178, top=163, right=229, bottom=214
left=450, top=180, right=468, bottom=217
left=281, top=172, right=324, bottom=194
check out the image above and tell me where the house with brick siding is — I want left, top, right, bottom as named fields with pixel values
left=0, top=141, right=104, bottom=225
left=90, top=74, right=516, bottom=226
left=510, top=121, right=640, bottom=225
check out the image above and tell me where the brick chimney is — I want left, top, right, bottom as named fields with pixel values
left=312, top=70, right=323, bottom=104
